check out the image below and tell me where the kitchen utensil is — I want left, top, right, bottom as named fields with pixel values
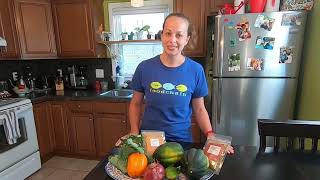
left=0, top=80, right=8, bottom=92
left=234, top=0, right=245, bottom=14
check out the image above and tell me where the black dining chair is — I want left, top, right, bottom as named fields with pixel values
left=258, top=119, right=320, bottom=152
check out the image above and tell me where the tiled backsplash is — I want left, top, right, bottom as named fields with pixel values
left=0, top=56, right=205, bottom=90
left=0, top=58, right=113, bottom=89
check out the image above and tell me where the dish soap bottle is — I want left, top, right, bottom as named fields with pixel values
left=18, top=75, right=26, bottom=92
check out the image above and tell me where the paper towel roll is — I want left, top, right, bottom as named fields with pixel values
left=265, top=0, right=280, bottom=12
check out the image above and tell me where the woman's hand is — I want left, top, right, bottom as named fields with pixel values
left=115, top=132, right=139, bottom=146
left=226, top=145, right=234, bottom=154
left=207, top=133, right=234, bottom=155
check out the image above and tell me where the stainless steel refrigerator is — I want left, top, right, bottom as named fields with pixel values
left=207, top=11, right=307, bottom=146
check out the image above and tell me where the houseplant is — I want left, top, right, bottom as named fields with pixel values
left=134, top=25, right=150, bottom=40
left=121, top=32, right=128, bottom=40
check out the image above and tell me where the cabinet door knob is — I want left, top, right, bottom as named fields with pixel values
left=77, top=105, right=81, bottom=108
left=122, top=120, right=126, bottom=123
left=89, top=118, right=93, bottom=121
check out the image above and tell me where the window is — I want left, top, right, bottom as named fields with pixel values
left=108, top=0, right=173, bottom=80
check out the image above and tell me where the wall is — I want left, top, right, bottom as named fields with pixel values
left=296, top=2, right=320, bottom=119
left=103, top=0, right=130, bottom=31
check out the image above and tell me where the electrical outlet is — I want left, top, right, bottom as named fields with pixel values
left=96, top=69, right=104, bottom=78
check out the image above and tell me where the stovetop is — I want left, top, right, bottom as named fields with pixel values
left=0, top=98, right=30, bottom=109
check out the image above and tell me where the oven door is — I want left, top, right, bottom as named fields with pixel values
left=0, top=103, right=39, bottom=172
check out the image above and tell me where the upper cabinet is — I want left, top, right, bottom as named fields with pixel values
left=174, top=0, right=206, bottom=57
left=52, top=0, right=96, bottom=57
left=14, top=0, right=57, bottom=59
left=1, top=0, right=105, bottom=59
left=0, top=0, right=20, bottom=58
left=207, top=0, right=233, bottom=15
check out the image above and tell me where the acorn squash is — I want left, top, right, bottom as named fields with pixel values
left=153, top=142, right=184, bottom=167
left=182, top=148, right=210, bottom=179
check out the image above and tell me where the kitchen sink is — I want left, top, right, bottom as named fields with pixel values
left=100, top=89, right=133, bottom=97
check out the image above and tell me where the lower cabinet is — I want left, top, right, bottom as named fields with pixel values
left=94, top=114, right=127, bottom=158
left=69, top=113, right=96, bottom=156
left=33, top=100, right=202, bottom=160
left=50, top=101, right=70, bottom=153
left=68, top=101, right=96, bottom=156
left=94, top=101, right=128, bottom=157
left=33, top=102, right=54, bottom=162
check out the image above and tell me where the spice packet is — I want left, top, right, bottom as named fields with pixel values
left=141, top=130, right=166, bottom=156
left=203, top=134, right=232, bottom=175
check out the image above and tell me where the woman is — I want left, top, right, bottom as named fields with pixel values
left=129, top=13, right=233, bottom=153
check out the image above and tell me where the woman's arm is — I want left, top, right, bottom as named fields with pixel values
left=129, top=90, right=144, bottom=134
left=192, top=97, right=234, bottom=154
left=192, top=97, right=212, bottom=136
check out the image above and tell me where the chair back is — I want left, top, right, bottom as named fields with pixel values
left=258, top=119, right=320, bottom=152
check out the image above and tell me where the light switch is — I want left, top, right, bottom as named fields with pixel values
left=96, top=69, right=104, bottom=78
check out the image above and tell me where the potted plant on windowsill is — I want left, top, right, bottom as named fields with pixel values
left=134, top=25, right=150, bottom=40
left=121, top=32, right=128, bottom=40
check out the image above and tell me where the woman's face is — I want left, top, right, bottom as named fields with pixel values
left=162, top=16, right=190, bottom=57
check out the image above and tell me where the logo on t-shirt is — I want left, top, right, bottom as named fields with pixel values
left=150, top=81, right=188, bottom=96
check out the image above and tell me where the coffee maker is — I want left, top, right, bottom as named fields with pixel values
left=67, top=65, right=88, bottom=89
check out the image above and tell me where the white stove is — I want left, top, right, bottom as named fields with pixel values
left=0, top=98, right=29, bottom=109
left=0, top=98, right=41, bottom=180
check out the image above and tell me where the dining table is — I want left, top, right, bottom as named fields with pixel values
left=84, top=144, right=320, bottom=180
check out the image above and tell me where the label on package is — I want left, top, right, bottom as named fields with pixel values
left=150, top=138, right=160, bottom=147
left=208, top=145, right=222, bottom=156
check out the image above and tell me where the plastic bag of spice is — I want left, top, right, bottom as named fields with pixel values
left=203, top=134, right=232, bottom=175
left=141, top=130, right=166, bottom=156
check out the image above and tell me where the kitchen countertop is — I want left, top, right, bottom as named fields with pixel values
left=15, top=89, right=132, bottom=104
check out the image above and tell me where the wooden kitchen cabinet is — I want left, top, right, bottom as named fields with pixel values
left=94, top=102, right=127, bottom=157
left=52, top=0, right=96, bottom=57
left=33, top=102, right=54, bottom=163
left=50, top=101, right=70, bottom=153
left=14, top=0, right=57, bottom=59
left=68, top=101, right=96, bottom=156
left=174, top=0, right=206, bottom=57
left=69, top=113, right=96, bottom=156
left=0, top=0, right=20, bottom=58
left=207, top=0, right=233, bottom=15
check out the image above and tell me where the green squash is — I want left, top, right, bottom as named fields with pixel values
left=182, top=148, right=210, bottom=179
left=153, top=142, right=184, bottom=167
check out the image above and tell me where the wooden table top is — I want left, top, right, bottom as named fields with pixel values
left=84, top=145, right=320, bottom=180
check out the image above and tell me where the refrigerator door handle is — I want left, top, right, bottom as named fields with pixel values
left=212, top=78, right=222, bottom=125
left=214, top=16, right=224, bottom=76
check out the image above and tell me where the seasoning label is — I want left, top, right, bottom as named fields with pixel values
left=150, top=138, right=160, bottom=147
left=208, top=145, right=222, bottom=156
left=204, top=143, right=225, bottom=161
